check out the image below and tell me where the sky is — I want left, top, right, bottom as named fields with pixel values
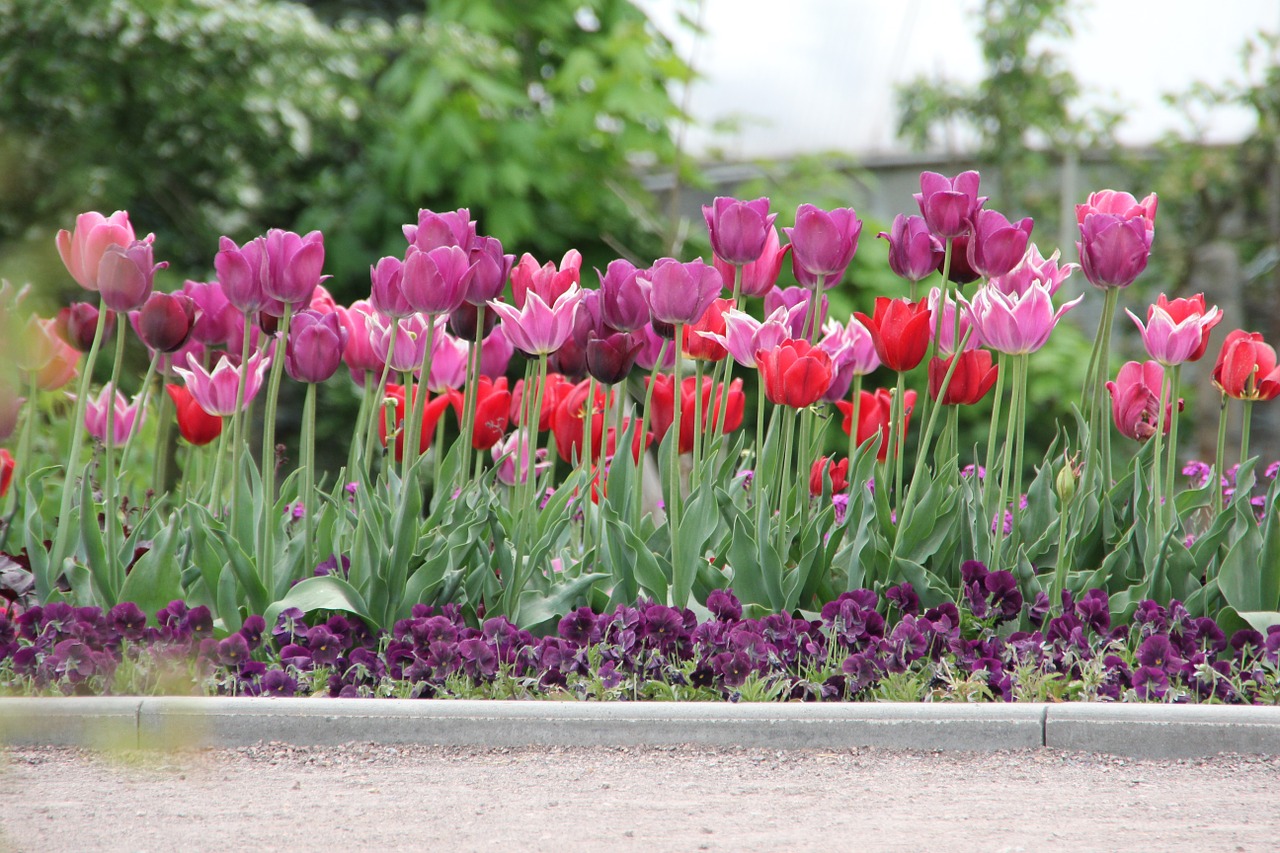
left=638, top=0, right=1280, bottom=159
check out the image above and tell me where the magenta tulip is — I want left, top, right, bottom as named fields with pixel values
left=966, top=209, right=1034, bottom=279
left=465, top=236, right=514, bottom=305
left=785, top=204, right=862, bottom=279
left=1076, top=190, right=1157, bottom=289
left=703, top=196, right=775, bottom=266
left=598, top=259, right=650, bottom=332
left=511, top=250, right=582, bottom=309
left=714, top=224, right=790, bottom=297
left=1127, top=302, right=1222, bottom=367
left=404, top=207, right=476, bottom=251
left=174, top=351, right=271, bottom=417
left=182, top=280, right=233, bottom=346
left=98, top=239, right=166, bottom=312
left=488, top=286, right=584, bottom=356
left=1107, top=360, right=1179, bottom=442
left=966, top=283, right=1083, bottom=356
left=640, top=258, right=723, bottom=327
left=479, top=326, right=514, bottom=379
left=286, top=309, right=348, bottom=383
left=84, top=383, right=145, bottom=445
left=879, top=214, right=943, bottom=282
left=370, top=255, right=414, bottom=319
left=134, top=291, right=196, bottom=353
left=914, top=171, right=985, bottom=239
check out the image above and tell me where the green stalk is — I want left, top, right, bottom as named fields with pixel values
left=806, top=274, right=826, bottom=343
left=1215, top=393, right=1229, bottom=516
left=209, top=418, right=229, bottom=512
left=691, top=359, right=704, bottom=480
left=347, top=371, right=374, bottom=479
left=1163, top=365, right=1182, bottom=532
left=259, top=303, right=294, bottom=593
left=458, top=306, right=486, bottom=492
left=635, top=340, right=670, bottom=531
left=581, top=376, right=597, bottom=558
left=921, top=239, right=954, bottom=446
left=1052, top=480, right=1073, bottom=604
left=101, top=320, right=128, bottom=600
left=229, top=312, right=254, bottom=531
left=1009, top=355, right=1029, bottom=553
left=153, top=357, right=175, bottom=494
left=120, top=351, right=159, bottom=480
left=403, top=315, right=436, bottom=481
left=669, top=325, right=686, bottom=531
left=1241, top=399, right=1254, bottom=470
left=14, top=372, right=38, bottom=518
left=775, top=405, right=796, bottom=557
left=301, top=381, right=317, bottom=575
left=48, top=303, right=108, bottom=589
left=1151, top=368, right=1169, bottom=545
left=364, top=333, right=398, bottom=482
left=982, top=352, right=1008, bottom=520
left=900, top=334, right=970, bottom=528
left=994, top=355, right=1023, bottom=569
left=891, top=371, right=907, bottom=513
left=846, top=374, right=862, bottom=497
left=714, top=267, right=743, bottom=440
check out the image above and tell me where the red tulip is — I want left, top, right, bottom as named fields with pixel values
left=552, top=379, right=611, bottom=464
left=1212, top=330, right=1280, bottom=401
left=927, top=350, right=998, bottom=406
left=379, top=384, right=453, bottom=462
left=809, top=456, right=849, bottom=496
left=756, top=340, right=833, bottom=409
left=0, top=448, right=14, bottom=498
left=854, top=297, right=932, bottom=373
left=836, top=388, right=918, bottom=463
left=511, top=372, right=574, bottom=432
left=645, top=375, right=745, bottom=454
left=1152, top=292, right=1221, bottom=363
left=448, top=376, right=511, bottom=450
left=683, top=298, right=732, bottom=362
left=164, top=384, right=223, bottom=446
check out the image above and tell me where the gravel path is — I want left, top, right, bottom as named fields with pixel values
left=1, top=743, right=1278, bottom=852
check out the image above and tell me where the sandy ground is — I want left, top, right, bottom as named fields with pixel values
left=1, top=743, right=1278, bottom=852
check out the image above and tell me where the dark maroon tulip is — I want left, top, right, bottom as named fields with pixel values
left=56, top=302, right=113, bottom=352
left=135, top=291, right=196, bottom=353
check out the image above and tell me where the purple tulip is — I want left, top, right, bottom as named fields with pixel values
left=479, top=325, right=514, bottom=379
left=285, top=309, right=348, bottom=383
left=914, top=171, right=986, bottom=239
left=134, top=291, right=196, bottom=353
left=215, top=229, right=325, bottom=316
left=990, top=246, right=1077, bottom=297
left=966, top=282, right=1083, bottom=355
left=639, top=258, right=723, bottom=327
left=764, top=285, right=827, bottom=339
left=818, top=315, right=881, bottom=400
left=335, top=299, right=384, bottom=379
left=404, top=207, right=476, bottom=252
left=425, top=329, right=469, bottom=392
left=702, top=196, right=775, bottom=266
left=634, top=323, right=676, bottom=371
left=182, top=280, right=232, bottom=346
left=56, top=302, right=113, bottom=352
left=927, top=287, right=981, bottom=357
left=966, top=209, right=1033, bottom=280
left=368, top=313, right=429, bottom=373
left=1126, top=303, right=1222, bottom=367
left=585, top=330, right=643, bottom=384
left=85, top=384, right=144, bottom=444
left=370, top=255, right=414, bottom=319
left=879, top=214, right=943, bottom=282
left=465, top=236, right=514, bottom=306
left=714, top=225, right=790, bottom=297
left=487, top=286, right=583, bottom=356
left=597, top=259, right=650, bottom=332
left=402, top=244, right=475, bottom=315
left=785, top=204, right=862, bottom=279
left=98, top=239, right=166, bottom=312
left=1077, top=214, right=1153, bottom=289
left=699, top=306, right=791, bottom=369
left=491, top=430, right=550, bottom=487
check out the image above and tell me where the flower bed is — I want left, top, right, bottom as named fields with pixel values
left=7, top=583, right=1279, bottom=704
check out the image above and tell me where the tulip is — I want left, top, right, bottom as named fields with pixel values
left=164, top=384, right=223, bottom=445
left=764, top=286, right=827, bottom=339
left=488, top=286, right=583, bottom=357
left=1076, top=190, right=1158, bottom=232
left=335, top=299, right=384, bottom=379
left=785, top=204, right=862, bottom=279
left=854, top=297, right=932, bottom=372
left=84, top=384, right=145, bottom=445
left=645, top=375, right=745, bottom=454
left=173, top=350, right=271, bottom=417
left=20, top=317, right=80, bottom=391
left=990, top=245, right=1076, bottom=297
left=465, top=236, right=514, bottom=306
left=308, top=284, right=338, bottom=314
left=639, top=258, right=723, bottom=327
left=0, top=448, right=13, bottom=498
left=597, top=260, right=650, bottom=332
left=56, top=210, right=137, bottom=291
left=586, top=331, right=644, bottom=385
left=182, top=280, right=233, bottom=346
left=511, top=372, right=574, bottom=432
left=447, top=301, right=499, bottom=341
left=369, top=255, right=414, bottom=319
left=134, top=291, right=196, bottom=353
left=914, top=171, right=985, bottom=239
left=1212, top=330, right=1280, bottom=401
left=879, top=214, right=943, bottom=282
left=511, top=250, right=581, bottom=309
left=700, top=306, right=792, bottom=369
left=479, top=326, right=514, bottom=380
left=810, top=456, right=849, bottom=496
left=965, top=284, right=1082, bottom=356
left=98, top=239, right=166, bottom=312
left=1106, top=361, right=1178, bottom=441
left=285, top=309, right=348, bottom=383
left=552, top=379, right=611, bottom=464
left=1077, top=214, right=1153, bottom=290
left=402, top=244, right=475, bottom=316
left=966, top=209, right=1034, bottom=280
left=634, top=323, right=676, bottom=371
left=928, top=350, right=998, bottom=406
left=449, top=376, right=511, bottom=450
left=0, top=382, right=22, bottom=442
left=378, top=384, right=454, bottom=462
left=944, top=235, right=981, bottom=284
left=713, top=225, right=790, bottom=298
left=426, top=329, right=470, bottom=392
left=819, top=316, right=881, bottom=402
left=702, top=196, right=775, bottom=266
left=550, top=289, right=602, bottom=380
left=491, top=429, right=550, bottom=487
left=1127, top=302, right=1222, bottom=368
left=56, top=303, right=114, bottom=352
left=404, top=207, right=476, bottom=251
left=369, top=314, right=429, bottom=373
left=926, top=287, right=980, bottom=357
left=1149, top=293, right=1221, bottom=363
left=756, top=340, right=833, bottom=408
left=683, top=298, right=732, bottom=361
left=215, top=229, right=325, bottom=315
left=836, top=388, right=917, bottom=463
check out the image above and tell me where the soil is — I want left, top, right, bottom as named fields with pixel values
left=1, top=743, right=1278, bottom=852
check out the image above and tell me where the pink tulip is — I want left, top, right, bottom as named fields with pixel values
left=336, top=299, right=384, bottom=381
left=479, top=325, right=514, bottom=380
left=927, top=287, right=981, bottom=357
left=369, top=255, right=414, bottom=319
left=819, top=315, right=881, bottom=401
left=491, top=429, right=550, bottom=487
left=966, top=283, right=1083, bottom=356
left=702, top=196, right=775, bottom=266
left=764, top=286, right=827, bottom=339
left=714, top=225, right=790, bottom=298
left=698, top=306, right=793, bottom=369
left=174, top=351, right=271, bottom=417
left=404, top=207, right=476, bottom=251
left=1106, top=360, right=1179, bottom=442
left=465, top=236, right=514, bottom=306
left=1126, top=301, right=1222, bottom=367
left=369, top=313, right=429, bottom=373
left=511, top=250, right=581, bottom=309
left=785, top=204, right=862, bottom=279
left=426, top=328, right=469, bottom=392
left=1076, top=190, right=1158, bottom=232
left=639, top=258, right=722, bottom=327
left=215, top=229, right=326, bottom=315
left=56, top=211, right=138, bottom=292
left=914, top=171, right=986, bottom=239
left=98, top=239, right=166, bottom=313
left=879, top=214, right=943, bottom=282
left=598, top=259, right=650, bottom=332
left=966, top=209, right=1033, bottom=280
left=285, top=309, right=348, bottom=383
left=989, top=245, right=1077, bottom=297
left=402, top=244, right=475, bottom=316
left=634, top=324, right=676, bottom=372
left=83, top=383, right=145, bottom=445
left=182, top=280, right=233, bottom=346
left=488, top=285, right=583, bottom=356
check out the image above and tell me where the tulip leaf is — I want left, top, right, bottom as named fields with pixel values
left=673, top=486, right=720, bottom=608
left=1219, top=505, right=1266, bottom=613
left=78, top=472, right=113, bottom=605
left=23, top=467, right=56, bottom=600
left=517, top=572, right=611, bottom=630
left=119, top=519, right=183, bottom=626
left=263, top=575, right=372, bottom=630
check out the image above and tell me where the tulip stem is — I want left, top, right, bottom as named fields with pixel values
left=670, top=325, right=685, bottom=557
left=403, top=315, right=436, bottom=482
left=1151, top=370, right=1168, bottom=545
left=1215, top=393, right=1229, bottom=516
left=1163, top=365, right=1182, bottom=532
left=891, top=371, right=907, bottom=515
left=209, top=418, right=229, bottom=515
left=1009, top=355, right=1030, bottom=552
left=48, top=302, right=108, bottom=596
left=1241, top=399, right=1254, bottom=471
left=229, top=313, right=254, bottom=534
left=101, top=320, right=128, bottom=600
left=153, top=357, right=176, bottom=494
left=994, top=355, right=1024, bottom=569
left=776, top=406, right=796, bottom=559
left=900, top=332, right=970, bottom=530
left=692, top=359, right=704, bottom=480
left=636, top=341, right=669, bottom=532
left=713, top=268, right=743, bottom=445
left=459, top=307, right=486, bottom=493
left=301, top=381, right=317, bottom=575
left=982, top=352, right=1007, bottom=550
left=15, top=372, right=39, bottom=521
left=365, top=332, right=398, bottom=483
left=806, top=274, right=826, bottom=343
left=846, top=375, right=862, bottom=499
left=581, top=376, right=597, bottom=558
left=348, top=370, right=373, bottom=479
left=260, top=304, right=293, bottom=592
left=120, top=351, right=159, bottom=482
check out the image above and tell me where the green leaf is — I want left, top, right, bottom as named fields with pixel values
left=672, top=486, right=720, bottom=607
left=516, top=572, right=611, bottom=629
left=263, top=575, right=372, bottom=631
left=119, top=519, right=183, bottom=626
left=78, top=471, right=112, bottom=605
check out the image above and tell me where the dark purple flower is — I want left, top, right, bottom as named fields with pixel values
left=108, top=602, right=147, bottom=641
left=306, top=626, right=342, bottom=667
left=884, top=583, right=920, bottom=616
left=557, top=607, right=598, bottom=646
left=712, top=650, right=753, bottom=688
left=706, top=589, right=743, bottom=622
left=1131, top=665, right=1169, bottom=700
left=239, top=615, right=266, bottom=650
left=458, top=637, right=498, bottom=678
left=263, top=668, right=298, bottom=696
left=216, top=633, right=251, bottom=667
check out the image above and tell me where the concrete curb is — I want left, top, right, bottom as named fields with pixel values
left=1, top=699, right=1279, bottom=757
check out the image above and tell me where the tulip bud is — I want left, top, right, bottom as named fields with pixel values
left=56, top=302, right=113, bottom=352
left=135, top=291, right=197, bottom=353
left=1056, top=457, right=1077, bottom=505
